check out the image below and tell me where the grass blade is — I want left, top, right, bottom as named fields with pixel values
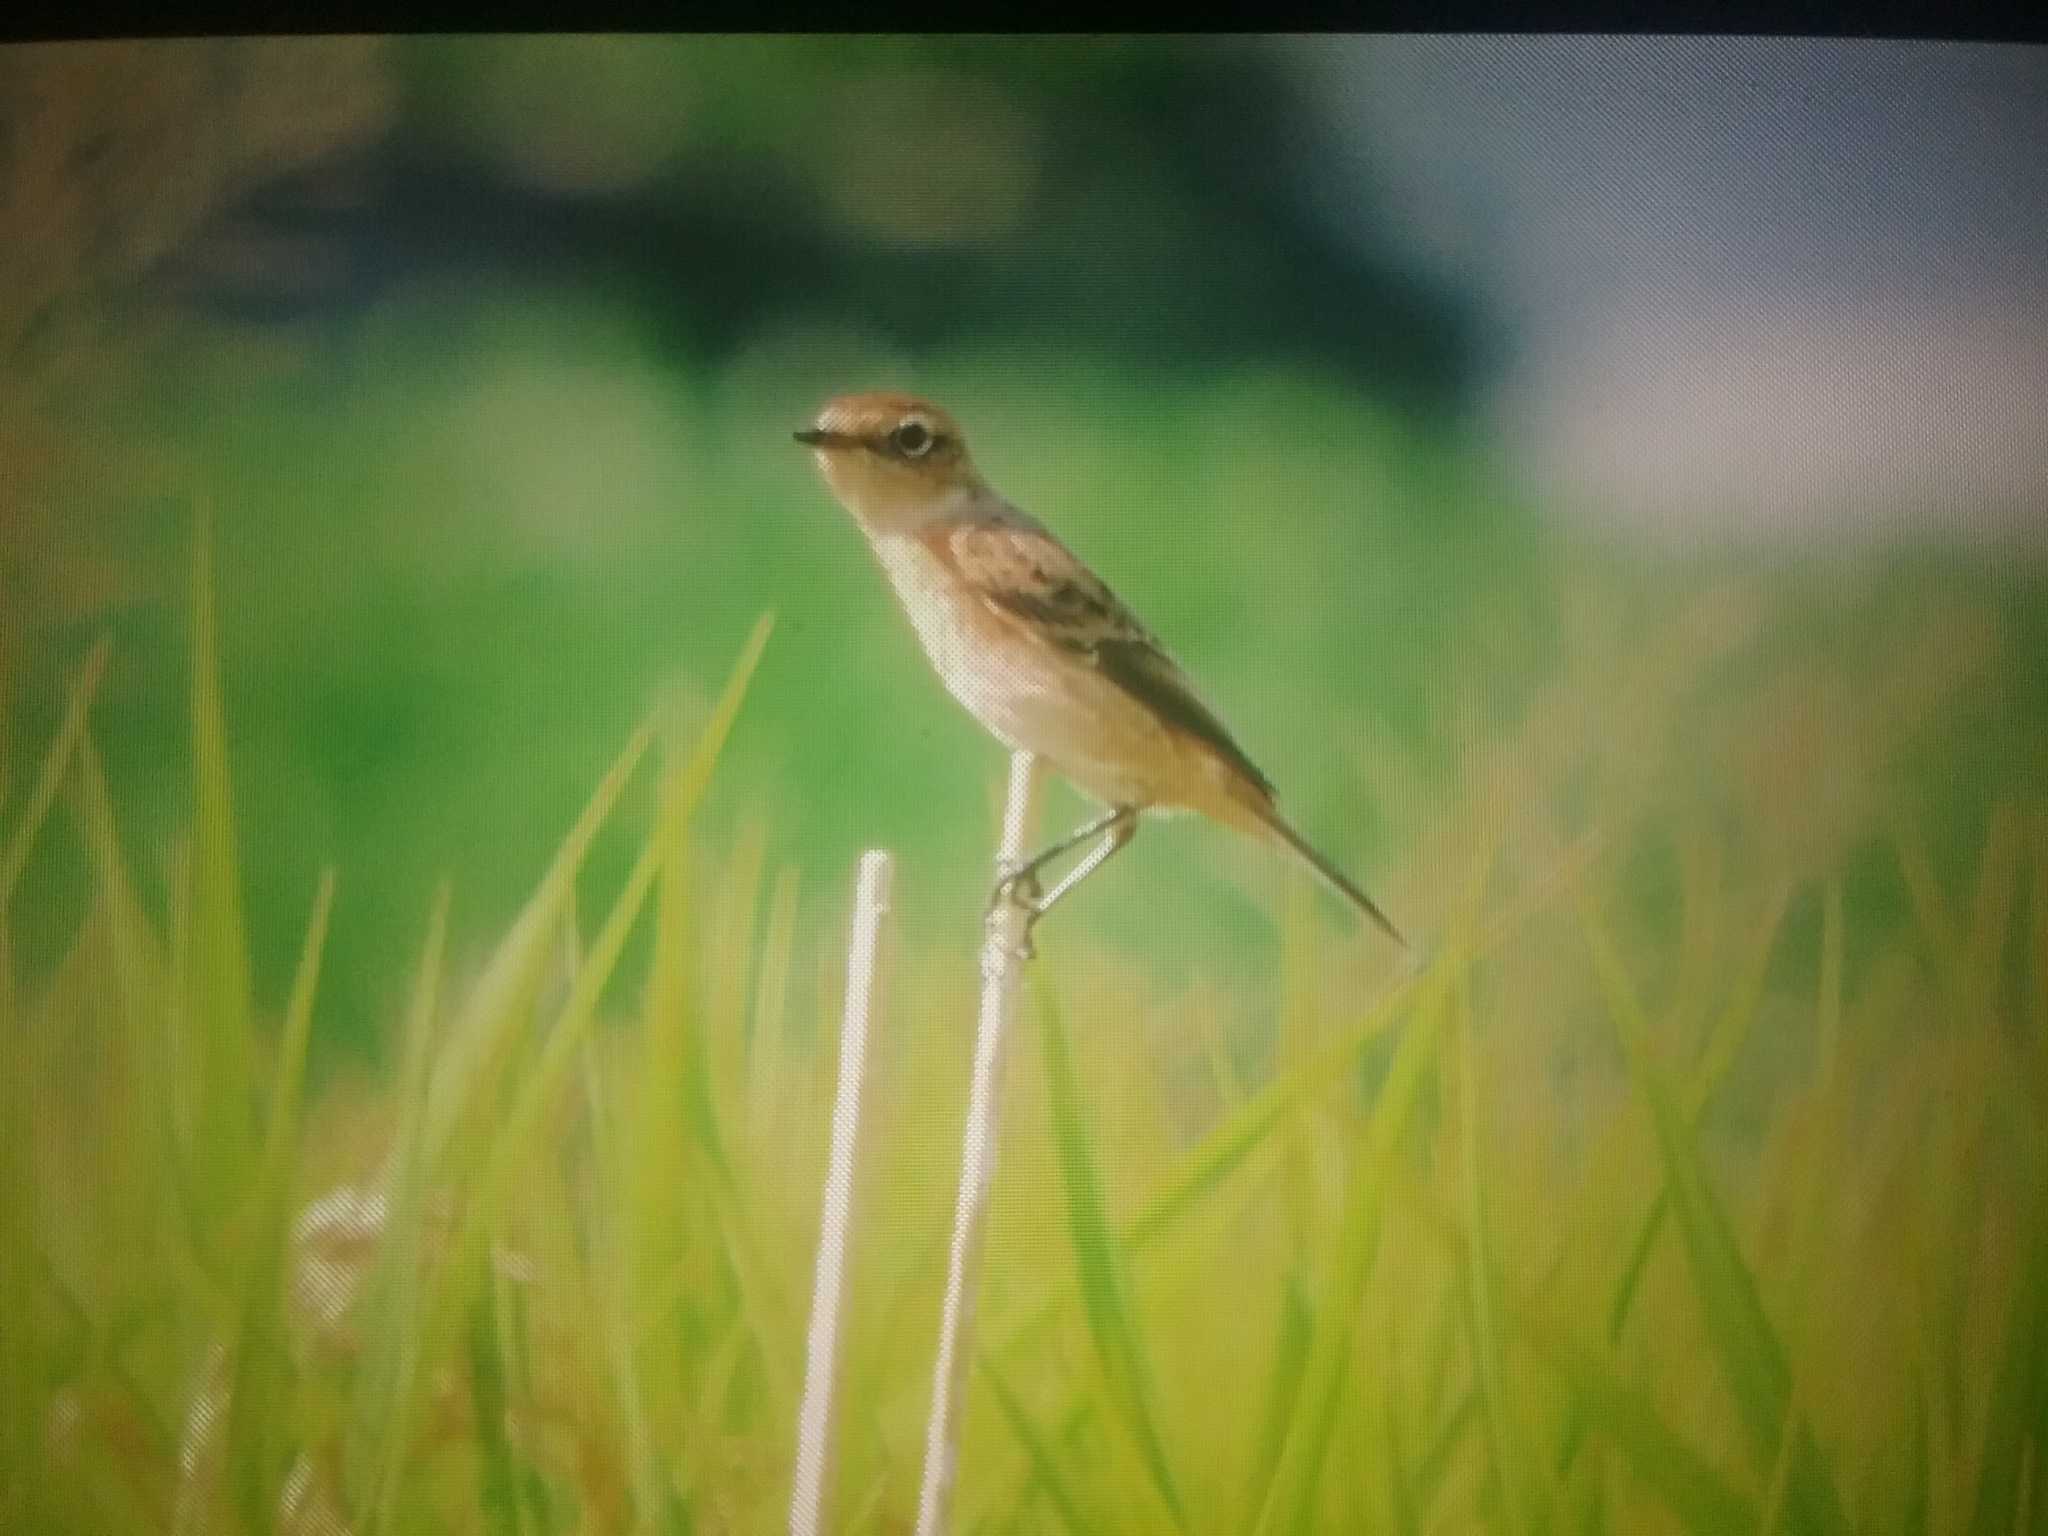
left=1959, top=802, right=2021, bottom=1023
left=357, top=617, right=765, bottom=1527
left=1252, top=847, right=1490, bottom=1536
left=1125, top=975, right=1419, bottom=1254
left=417, top=721, right=657, bottom=1174
left=465, top=1264, right=525, bottom=1536
left=186, top=517, right=259, bottom=1244
left=1514, top=1310, right=1761, bottom=1536
left=2031, top=811, right=2047, bottom=1080
left=1758, top=1394, right=1805, bottom=1536
left=1681, top=881, right=1793, bottom=1124
left=1579, top=900, right=1849, bottom=1536
left=0, top=636, right=108, bottom=917
left=631, top=614, right=777, bottom=1237
left=1239, top=1269, right=1315, bottom=1530
left=69, top=732, right=178, bottom=1271
left=354, top=884, right=452, bottom=1533
left=0, top=932, right=34, bottom=1528
left=1899, top=1377, right=1931, bottom=1536
left=585, top=1045, right=684, bottom=1536
left=1816, top=878, right=1843, bottom=1097
left=986, top=834, right=1590, bottom=1393
left=1554, top=885, right=1791, bottom=1470
left=1965, top=1227, right=2048, bottom=1536
left=1034, top=972, right=1188, bottom=1531
left=451, top=618, right=772, bottom=1326
left=1455, top=979, right=1549, bottom=1536
left=1378, top=1394, right=1424, bottom=1536
left=223, top=871, right=335, bottom=1534
left=1415, top=1383, right=1480, bottom=1516
left=983, top=1356, right=1103, bottom=1536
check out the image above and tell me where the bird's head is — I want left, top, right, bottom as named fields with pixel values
left=795, top=393, right=980, bottom=529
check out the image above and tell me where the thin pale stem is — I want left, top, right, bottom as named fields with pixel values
left=916, top=752, right=1045, bottom=1536
left=789, top=850, right=896, bottom=1536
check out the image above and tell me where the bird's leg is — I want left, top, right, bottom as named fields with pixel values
left=988, top=805, right=1128, bottom=920
left=1012, top=808, right=1139, bottom=960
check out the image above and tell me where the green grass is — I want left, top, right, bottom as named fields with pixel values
left=5, top=515, right=2046, bottom=1535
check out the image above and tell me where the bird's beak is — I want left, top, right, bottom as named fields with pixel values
left=793, top=427, right=857, bottom=449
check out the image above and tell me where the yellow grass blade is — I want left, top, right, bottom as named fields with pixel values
left=418, top=719, right=656, bottom=1170
left=1454, top=979, right=1550, bottom=1536
left=1237, top=1270, right=1314, bottom=1530
left=1963, top=1229, right=2048, bottom=1536
left=68, top=734, right=176, bottom=1258
left=1514, top=1309, right=1762, bottom=1535
left=2031, top=810, right=2047, bottom=1053
left=1251, top=844, right=1491, bottom=1536
left=1554, top=880, right=1793, bottom=1480
left=1034, top=972, right=1188, bottom=1531
left=983, top=1356, right=1105, bottom=1536
left=450, top=617, right=772, bottom=1335
left=0, top=637, right=108, bottom=918
left=461, top=1265, right=523, bottom=1536
left=1816, top=877, right=1843, bottom=1096
left=627, top=613, right=774, bottom=1316
left=186, top=517, right=258, bottom=1243
left=1579, top=899, right=1849, bottom=1536
left=224, top=871, right=334, bottom=1533
left=0, top=933, right=31, bottom=1529
left=1398, top=1179, right=1764, bottom=1536
left=353, top=884, right=451, bottom=1533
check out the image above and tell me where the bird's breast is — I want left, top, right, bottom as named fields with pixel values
left=872, top=531, right=1084, bottom=759
left=866, top=530, right=1189, bottom=808
left=871, top=533, right=1007, bottom=705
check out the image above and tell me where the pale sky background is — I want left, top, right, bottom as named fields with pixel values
left=1291, top=37, right=2048, bottom=543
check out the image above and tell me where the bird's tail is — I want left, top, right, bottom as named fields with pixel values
left=1254, top=805, right=1407, bottom=951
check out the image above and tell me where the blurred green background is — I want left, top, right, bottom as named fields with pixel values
left=3, top=34, right=2042, bottom=1051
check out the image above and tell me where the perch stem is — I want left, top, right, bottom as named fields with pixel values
left=914, top=751, right=1045, bottom=1536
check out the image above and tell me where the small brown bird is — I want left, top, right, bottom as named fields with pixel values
left=796, top=391, right=1404, bottom=956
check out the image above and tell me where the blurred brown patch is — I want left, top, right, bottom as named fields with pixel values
left=0, top=39, right=395, bottom=756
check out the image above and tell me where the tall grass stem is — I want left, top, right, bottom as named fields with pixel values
left=915, top=751, right=1044, bottom=1536
left=789, top=848, right=896, bottom=1536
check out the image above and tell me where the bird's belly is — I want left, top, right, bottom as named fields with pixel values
left=872, top=534, right=1180, bottom=806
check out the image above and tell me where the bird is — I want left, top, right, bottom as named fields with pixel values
left=795, top=391, right=1405, bottom=958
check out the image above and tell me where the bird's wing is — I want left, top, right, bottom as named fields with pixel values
left=937, top=516, right=1276, bottom=800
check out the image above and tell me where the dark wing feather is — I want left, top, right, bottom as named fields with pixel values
left=941, top=517, right=1276, bottom=800
left=1092, top=638, right=1276, bottom=801
left=939, top=515, right=1145, bottom=648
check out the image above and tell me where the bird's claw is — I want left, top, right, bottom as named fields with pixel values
left=988, top=860, right=1043, bottom=916
left=987, top=861, right=1044, bottom=964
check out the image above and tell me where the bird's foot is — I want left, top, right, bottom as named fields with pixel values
left=987, top=861, right=1045, bottom=964
left=988, top=860, right=1043, bottom=918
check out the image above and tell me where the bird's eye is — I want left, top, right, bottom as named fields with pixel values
left=891, top=420, right=935, bottom=458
